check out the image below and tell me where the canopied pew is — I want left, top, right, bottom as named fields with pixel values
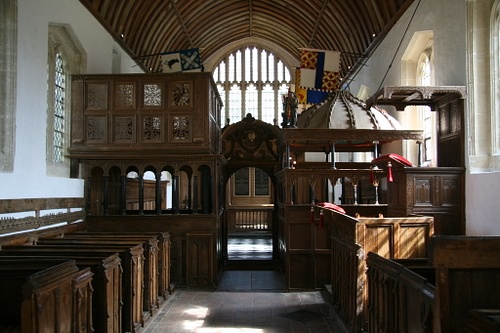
left=322, top=205, right=434, bottom=332
left=0, top=252, right=122, bottom=333
left=0, top=259, right=93, bottom=333
left=366, top=253, right=435, bottom=333
left=2, top=244, right=144, bottom=333
left=35, top=236, right=159, bottom=320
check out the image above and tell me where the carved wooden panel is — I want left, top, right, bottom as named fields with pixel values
left=142, top=82, right=163, bottom=108
left=186, top=232, right=213, bottom=288
left=387, top=167, right=464, bottom=235
left=414, top=177, right=433, bottom=207
left=86, top=115, right=107, bottom=142
left=169, top=81, right=192, bottom=108
left=113, top=115, right=135, bottom=142
left=172, top=115, right=191, bottom=141
left=113, top=82, right=136, bottom=110
left=70, top=73, right=222, bottom=159
left=283, top=205, right=331, bottom=289
left=141, top=115, right=163, bottom=142
left=87, top=82, right=108, bottom=110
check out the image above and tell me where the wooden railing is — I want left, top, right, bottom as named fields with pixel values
left=366, top=253, right=434, bottom=333
left=226, top=207, right=273, bottom=231
left=323, top=206, right=434, bottom=332
left=0, top=198, right=86, bottom=244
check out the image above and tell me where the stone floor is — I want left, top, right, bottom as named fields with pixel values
left=144, top=234, right=349, bottom=333
left=144, top=286, right=349, bottom=333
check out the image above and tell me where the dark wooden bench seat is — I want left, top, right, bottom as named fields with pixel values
left=2, top=244, right=144, bottom=333
left=0, top=259, right=93, bottom=333
left=70, top=231, right=172, bottom=298
left=0, top=252, right=121, bottom=333
left=36, top=235, right=160, bottom=321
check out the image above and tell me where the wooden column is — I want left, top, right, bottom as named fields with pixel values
left=103, top=175, right=109, bottom=215
left=138, top=175, right=144, bottom=215
left=121, top=175, right=126, bottom=215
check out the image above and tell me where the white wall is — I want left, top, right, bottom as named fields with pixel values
left=467, top=173, right=500, bottom=235
left=350, top=0, right=500, bottom=235
left=348, top=0, right=466, bottom=95
left=0, top=0, right=142, bottom=199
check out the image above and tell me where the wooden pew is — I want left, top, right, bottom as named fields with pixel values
left=0, top=252, right=122, bottom=333
left=322, top=206, right=434, bottom=332
left=0, top=259, right=93, bottom=333
left=430, top=236, right=500, bottom=333
left=2, top=244, right=144, bottom=333
left=35, top=235, right=160, bottom=321
left=366, top=253, right=435, bottom=333
left=57, top=231, right=170, bottom=302
left=71, top=231, right=172, bottom=298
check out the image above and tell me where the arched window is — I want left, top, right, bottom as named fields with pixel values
left=53, top=52, right=66, bottom=163
left=401, top=31, right=435, bottom=166
left=417, top=50, right=436, bottom=166
left=213, top=46, right=292, bottom=127
left=47, top=24, right=86, bottom=177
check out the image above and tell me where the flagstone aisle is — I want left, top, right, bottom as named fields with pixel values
left=144, top=286, right=349, bottom=333
left=144, top=234, right=349, bottom=333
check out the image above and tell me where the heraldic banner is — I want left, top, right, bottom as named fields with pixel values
left=296, top=49, right=341, bottom=104
left=160, top=48, right=203, bottom=73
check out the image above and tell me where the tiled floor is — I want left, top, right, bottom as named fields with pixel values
left=227, top=234, right=272, bottom=261
left=144, top=235, right=348, bottom=333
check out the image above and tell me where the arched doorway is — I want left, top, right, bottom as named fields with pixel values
left=221, top=114, right=281, bottom=269
left=225, top=166, right=275, bottom=267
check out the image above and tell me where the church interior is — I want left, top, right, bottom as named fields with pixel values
left=1, top=0, right=500, bottom=332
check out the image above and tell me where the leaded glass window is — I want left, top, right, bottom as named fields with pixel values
left=53, top=52, right=65, bottom=163
left=419, top=51, right=434, bottom=165
left=213, top=46, right=292, bottom=127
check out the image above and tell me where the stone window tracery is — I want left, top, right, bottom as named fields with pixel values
left=47, top=24, right=86, bottom=177
left=213, top=46, right=292, bottom=127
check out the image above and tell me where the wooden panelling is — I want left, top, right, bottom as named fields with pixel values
left=86, top=215, right=219, bottom=288
left=325, top=208, right=434, bottom=332
left=186, top=232, right=214, bottom=288
left=2, top=243, right=145, bottom=333
left=431, top=236, right=500, bottom=333
left=0, top=260, right=93, bottom=332
left=387, top=167, right=464, bottom=235
left=69, top=73, right=222, bottom=159
left=0, top=252, right=122, bottom=333
left=283, top=204, right=331, bottom=289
